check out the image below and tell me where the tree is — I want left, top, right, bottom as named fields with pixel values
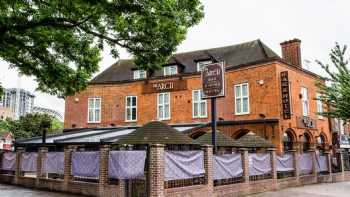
left=5, top=113, right=62, bottom=139
left=316, top=43, right=350, bottom=121
left=0, top=83, right=3, bottom=96
left=0, top=0, right=204, bottom=97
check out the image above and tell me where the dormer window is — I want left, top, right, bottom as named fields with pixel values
left=163, top=65, right=178, bottom=76
left=133, top=69, right=147, bottom=79
left=197, top=60, right=212, bottom=72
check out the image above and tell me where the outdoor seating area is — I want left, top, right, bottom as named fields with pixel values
left=0, top=122, right=350, bottom=197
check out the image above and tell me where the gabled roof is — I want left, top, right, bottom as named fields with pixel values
left=236, top=131, right=275, bottom=148
left=115, top=121, right=196, bottom=145
left=90, top=39, right=280, bottom=84
left=194, top=131, right=243, bottom=147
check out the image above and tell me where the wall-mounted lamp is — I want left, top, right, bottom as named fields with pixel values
left=257, top=80, right=264, bottom=85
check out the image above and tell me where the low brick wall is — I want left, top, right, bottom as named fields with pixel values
left=165, top=185, right=208, bottom=197
left=1, top=146, right=350, bottom=197
left=67, top=181, right=99, bottom=197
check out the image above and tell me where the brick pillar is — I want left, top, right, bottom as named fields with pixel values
left=338, top=149, right=345, bottom=181
left=291, top=150, right=300, bottom=181
left=36, top=147, right=48, bottom=187
left=0, top=150, right=3, bottom=171
left=309, top=149, right=317, bottom=178
left=149, top=144, right=165, bottom=197
left=15, top=147, right=25, bottom=184
left=98, top=145, right=110, bottom=197
left=324, top=151, right=332, bottom=181
left=118, top=180, right=126, bottom=197
left=240, top=148, right=249, bottom=183
left=202, top=145, right=213, bottom=196
left=63, top=145, right=75, bottom=190
left=268, top=148, right=277, bottom=180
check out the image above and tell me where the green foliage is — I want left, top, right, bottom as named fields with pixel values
left=316, top=43, right=350, bottom=121
left=3, top=113, right=63, bottom=139
left=0, top=0, right=204, bottom=97
left=51, top=117, right=63, bottom=132
left=0, top=119, right=10, bottom=135
left=0, top=84, right=3, bottom=96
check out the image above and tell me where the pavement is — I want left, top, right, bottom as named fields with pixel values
left=1, top=182, right=349, bottom=197
left=0, top=183, right=81, bottom=197
left=248, top=181, right=350, bottom=197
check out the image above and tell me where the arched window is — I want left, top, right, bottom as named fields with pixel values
left=283, top=132, right=293, bottom=151
left=302, top=133, right=311, bottom=152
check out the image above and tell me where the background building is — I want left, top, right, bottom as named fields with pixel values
left=0, top=88, right=35, bottom=120
left=32, top=106, right=63, bottom=121
left=64, top=39, right=331, bottom=153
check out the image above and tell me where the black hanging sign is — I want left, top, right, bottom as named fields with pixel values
left=281, top=71, right=291, bottom=119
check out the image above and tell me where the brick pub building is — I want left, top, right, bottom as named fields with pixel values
left=64, top=39, right=331, bottom=153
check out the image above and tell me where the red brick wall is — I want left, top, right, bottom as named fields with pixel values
left=64, top=62, right=280, bottom=128
left=275, top=63, right=331, bottom=148
left=64, top=61, right=331, bottom=151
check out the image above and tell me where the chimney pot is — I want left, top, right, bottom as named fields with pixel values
left=280, top=39, right=302, bottom=67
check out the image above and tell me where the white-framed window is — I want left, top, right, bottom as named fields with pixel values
left=192, top=90, right=207, bottom=118
left=163, top=66, right=178, bottom=76
left=87, top=98, right=101, bottom=123
left=197, top=60, right=212, bottom=72
left=133, top=70, right=147, bottom=79
left=234, top=83, right=249, bottom=115
left=316, top=93, right=323, bottom=119
left=157, top=92, right=170, bottom=120
left=125, top=96, right=137, bottom=122
left=301, top=87, right=309, bottom=116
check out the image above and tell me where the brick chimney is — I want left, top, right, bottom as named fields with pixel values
left=280, top=39, right=302, bottom=67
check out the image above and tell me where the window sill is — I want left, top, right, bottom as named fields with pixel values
left=158, top=118, right=171, bottom=121
left=193, top=116, right=208, bottom=119
left=87, top=122, right=101, bottom=124
left=125, top=120, right=137, bottom=123
left=235, top=113, right=250, bottom=116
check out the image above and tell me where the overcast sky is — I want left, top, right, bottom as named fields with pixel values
left=1, top=0, right=349, bottom=117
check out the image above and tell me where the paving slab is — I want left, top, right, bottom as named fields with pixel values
left=0, top=183, right=81, bottom=197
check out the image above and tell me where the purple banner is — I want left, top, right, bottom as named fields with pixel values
left=276, top=154, right=294, bottom=172
left=165, top=151, right=205, bottom=181
left=1, top=152, right=16, bottom=171
left=316, top=155, right=328, bottom=172
left=72, top=152, right=99, bottom=178
left=213, top=153, right=242, bottom=180
left=43, top=152, right=64, bottom=174
left=21, top=152, right=38, bottom=172
left=249, top=153, right=271, bottom=176
left=299, top=153, right=313, bottom=174
left=108, top=151, right=146, bottom=179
